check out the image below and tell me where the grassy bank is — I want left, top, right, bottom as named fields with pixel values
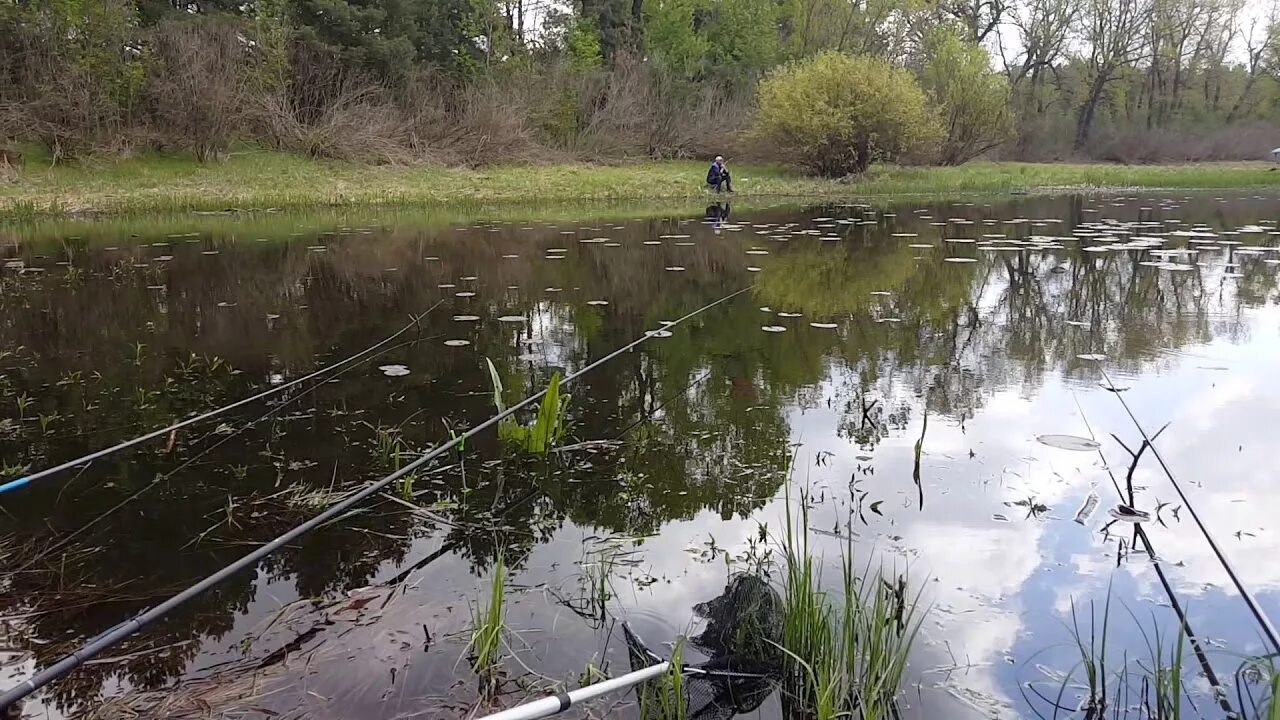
left=4, top=151, right=1280, bottom=218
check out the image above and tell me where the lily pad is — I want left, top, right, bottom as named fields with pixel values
left=443, top=340, right=471, bottom=347
left=1036, top=434, right=1101, bottom=451
left=1108, top=505, right=1151, bottom=523
left=761, top=325, right=787, bottom=333
left=379, top=364, right=410, bottom=377
left=810, top=322, right=838, bottom=329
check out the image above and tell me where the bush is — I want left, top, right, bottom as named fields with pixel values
left=145, top=18, right=255, bottom=162
left=920, top=28, right=1013, bottom=165
left=0, top=0, right=146, bottom=160
left=753, top=52, right=940, bottom=176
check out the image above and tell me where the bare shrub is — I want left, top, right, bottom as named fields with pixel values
left=0, top=0, right=144, bottom=161
left=530, top=55, right=751, bottom=160
left=144, top=18, right=254, bottom=162
left=254, top=46, right=414, bottom=164
left=402, top=73, right=545, bottom=166
left=1090, top=123, right=1280, bottom=163
left=257, top=84, right=412, bottom=164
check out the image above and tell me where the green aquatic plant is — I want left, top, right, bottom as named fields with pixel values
left=637, top=637, right=688, bottom=720
left=1022, top=588, right=1212, bottom=720
left=466, top=553, right=507, bottom=691
left=1239, top=655, right=1280, bottom=720
left=1140, top=616, right=1185, bottom=720
left=778, top=486, right=925, bottom=720
left=1065, top=591, right=1113, bottom=718
left=487, top=358, right=570, bottom=453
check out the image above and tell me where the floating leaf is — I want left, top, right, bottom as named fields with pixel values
left=444, top=340, right=471, bottom=347
left=810, top=322, right=838, bottom=329
left=1036, top=434, right=1101, bottom=451
left=761, top=325, right=787, bottom=333
left=1108, top=505, right=1151, bottom=523
left=379, top=365, right=410, bottom=377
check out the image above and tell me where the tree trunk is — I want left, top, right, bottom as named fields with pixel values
left=1075, top=72, right=1108, bottom=151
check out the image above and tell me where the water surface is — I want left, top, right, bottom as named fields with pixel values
left=3, top=194, right=1280, bottom=719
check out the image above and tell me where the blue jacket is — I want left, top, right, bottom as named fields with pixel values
left=707, top=162, right=724, bottom=184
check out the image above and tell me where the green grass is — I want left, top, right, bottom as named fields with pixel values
left=466, top=553, right=507, bottom=690
left=637, top=638, right=689, bottom=720
left=4, top=148, right=1280, bottom=220
left=1022, top=591, right=1225, bottom=720
left=778, top=486, right=925, bottom=720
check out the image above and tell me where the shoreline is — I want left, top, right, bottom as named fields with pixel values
left=4, top=154, right=1280, bottom=221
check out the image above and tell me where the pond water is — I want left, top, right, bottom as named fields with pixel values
left=3, top=194, right=1280, bottom=720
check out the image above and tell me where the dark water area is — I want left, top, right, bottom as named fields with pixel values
left=3, top=194, right=1280, bottom=719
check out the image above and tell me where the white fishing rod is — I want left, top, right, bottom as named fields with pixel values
left=478, top=661, right=671, bottom=720
left=0, top=286, right=752, bottom=712
left=0, top=302, right=442, bottom=496
left=476, top=620, right=771, bottom=720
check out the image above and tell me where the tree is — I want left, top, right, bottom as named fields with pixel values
left=754, top=51, right=941, bottom=175
left=642, top=0, right=710, bottom=78
left=290, top=0, right=480, bottom=81
left=939, top=0, right=1006, bottom=41
left=1074, top=0, right=1152, bottom=149
left=579, top=0, right=644, bottom=62
left=701, top=0, right=786, bottom=81
left=921, top=27, right=1013, bottom=164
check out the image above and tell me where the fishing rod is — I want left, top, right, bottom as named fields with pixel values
left=476, top=619, right=772, bottom=720
left=18, top=329, right=446, bottom=573
left=0, top=302, right=441, bottom=497
left=479, top=658, right=670, bottom=720
left=0, top=286, right=753, bottom=711
left=1098, top=367, right=1280, bottom=655
left=1072, top=393, right=1233, bottom=714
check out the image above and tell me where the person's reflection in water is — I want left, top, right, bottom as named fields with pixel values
left=705, top=202, right=731, bottom=234
left=630, top=573, right=781, bottom=720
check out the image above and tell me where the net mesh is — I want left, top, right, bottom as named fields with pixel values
left=625, top=574, right=783, bottom=720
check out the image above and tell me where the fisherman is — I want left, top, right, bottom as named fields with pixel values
left=706, top=156, right=733, bottom=193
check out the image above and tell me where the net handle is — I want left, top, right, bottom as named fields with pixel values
left=477, top=661, right=671, bottom=720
